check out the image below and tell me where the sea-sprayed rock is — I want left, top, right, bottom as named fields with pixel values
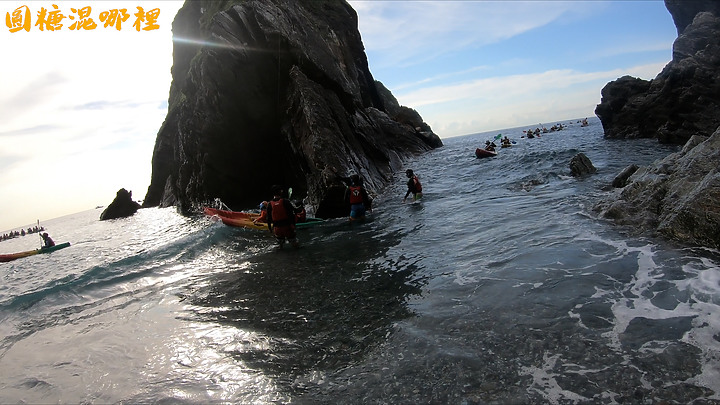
left=100, top=188, right=141, bottom=220
left=142, top=0, right=441, bottom=218
left=595, top=1, right=720, bottom=144
left=595, top=129, right=720, bottom=248
left=569, top=153, right=596, bottom=177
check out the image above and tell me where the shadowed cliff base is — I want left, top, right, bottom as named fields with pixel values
left=142, top=0, right=442, bottom=218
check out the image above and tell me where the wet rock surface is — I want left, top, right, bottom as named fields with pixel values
left=595, top=131, right=720, bottom=248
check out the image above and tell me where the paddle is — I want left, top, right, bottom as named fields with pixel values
left=37, top=219, right=43, bottom=249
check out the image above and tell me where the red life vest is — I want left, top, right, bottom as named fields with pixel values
left=349, top=186, right=364, bottom=204
left=413, top=176, right=422, bottom=192
left=270, top=199, right=290, bottom=222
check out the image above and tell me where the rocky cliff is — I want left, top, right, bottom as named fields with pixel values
left=594, top=1, right=720, bottom=248
left=142, top=0, right=442, bottom=218
left=595, top=0, right=720, bottom=144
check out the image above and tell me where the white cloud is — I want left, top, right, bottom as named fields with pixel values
left=350, top=0, right=602, bottom=68
left=400, top=61, right=669, bottom=137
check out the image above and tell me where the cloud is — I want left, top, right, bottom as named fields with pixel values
left=590, top=40, right=674, bottom=61
left=350, top=1, right=602, bottom=68
left=396, top=62, right=667, bottom=108
left=0, top=124, right=63, bottom=137
left=398, top=61, right=669, bottom=137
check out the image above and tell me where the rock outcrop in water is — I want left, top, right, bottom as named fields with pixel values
left=142, top=0, right=441, bottom=218
left=594, top=1, right=720, bottom=248
left=595, top=130, right=720, bottom=248
left=595, top=0, right=720, bottom=144
left=100, top=188, right=141, bottom=220
left=569, top=153, right=596, bottom=177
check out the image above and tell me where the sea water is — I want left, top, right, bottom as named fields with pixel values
left=1, top=117, right=719, bottom=404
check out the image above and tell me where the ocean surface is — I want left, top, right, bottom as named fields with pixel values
left=2, top=117, right=719, bottom=404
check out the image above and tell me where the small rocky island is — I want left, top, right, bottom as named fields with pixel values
left=100, top=188, right=141, bottom=220
left=142, top=0, right=441, bottom=218
left=594, top=0, right=720, bottom=248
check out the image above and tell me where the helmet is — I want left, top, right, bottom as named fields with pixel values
left=405, top=169, right=413, bottom=177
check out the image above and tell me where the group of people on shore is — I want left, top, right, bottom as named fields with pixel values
left=1, top=225, right=46, bottom=242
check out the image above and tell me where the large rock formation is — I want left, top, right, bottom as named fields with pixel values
left=595, top=0, right=720, bottom=144
left=594, top=1, right=720, bottom=248
left=594, top=130, right=720, bottom=248
left=100, top=188, right=141, bottom=220
left=142, top=0, right=441, bottom=218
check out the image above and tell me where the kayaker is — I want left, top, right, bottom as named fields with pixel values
left=403, top=169, right=423, bottom=203
left=266, top=186, right=299, bottom=248
left=345, top=174, right=372, bottom=221
left=293, top=201, right=307, bottom=223
left=41, top=232, right=55, bottom=248
left=252, top=201, right=269, bottom=224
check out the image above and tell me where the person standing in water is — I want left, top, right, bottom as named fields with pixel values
left=345, top=174, right=372, bottom=222
left=266, top=186, right=299, bottom=248
left=403, top=169, right=423, bottom=203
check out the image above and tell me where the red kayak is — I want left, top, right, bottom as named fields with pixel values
left=475, top=148, right=498, bottom=158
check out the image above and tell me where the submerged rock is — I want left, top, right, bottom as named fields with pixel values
left=100, top=188, right=141, bottom=220
left=142, top=0, right=441, bottom=218
left=595, top=130, right=720, bottom=248
left=595, top=1, right=720, bottom=144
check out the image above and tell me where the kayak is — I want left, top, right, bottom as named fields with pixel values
left=203, top=207, right=325, bottom=230
left=0, top=242, right=71, bottom=263
left=475, top=148, right=498, bottom=158
left=203, top=206, right=258, bottom=220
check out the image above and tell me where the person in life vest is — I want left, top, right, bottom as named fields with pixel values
left=345, top=174, right=372, bottom=221
left=293, top=201, right=307, bottom=223
left=41, top=232, right=55, bottom=248
left=252, top=201, right=269, bottom=224
left=403, top=169, right=423, bottom=202
left=266, top=186, right=299, bottom=248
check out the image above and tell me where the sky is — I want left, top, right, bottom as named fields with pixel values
left=0, top=1, right=677, bottom=232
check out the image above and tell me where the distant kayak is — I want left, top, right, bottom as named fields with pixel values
left=475, top=148, right=498, bottom=158
left=0, top=242, right=71, bottom=263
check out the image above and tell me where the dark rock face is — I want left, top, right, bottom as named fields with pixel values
left=142, top=0, right=441, bottom=218
left=100, top=188, right=141, bottom=220
left=611, top=164, right=639, bottom=188
left=569, top=153, right=596, bottom=177
left=595, top=130, right=720, bottom=248
left=595, top=2, right=720, bottom=144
